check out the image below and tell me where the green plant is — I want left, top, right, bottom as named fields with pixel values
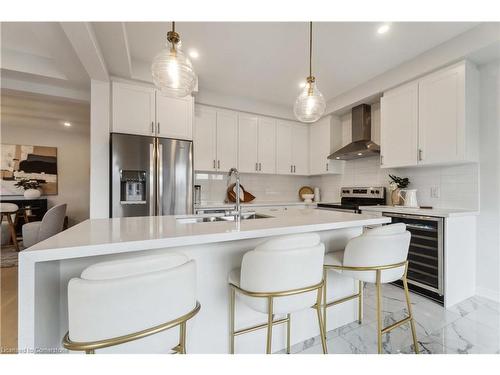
left=389, top=174, right=410, bottom=189
left=14, top=179, right=42, bottom=190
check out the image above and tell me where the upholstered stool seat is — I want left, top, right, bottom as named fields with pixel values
left=228, top=233, right=327, bottom=354
left=63, top=252, right=200, bottom=354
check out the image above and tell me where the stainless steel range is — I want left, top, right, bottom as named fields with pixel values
left=317, top=187, right=386, bottom=213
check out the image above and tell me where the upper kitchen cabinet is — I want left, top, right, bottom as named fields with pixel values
left=418, top=62, right=478, bottom=165
left=194, top=106, right=217, bottom=171
left=112, top=81, right=194, bottom=140
left=380, top=81, right=419, bottom=168
left=156, top=92, right=194, bottom=140
left=309, top=116, right=345, bottom=175
left=276, top=120, right=309, bottom=175
left=380, top=61, right=478, bottom=168
left=112, top=81, right=155, bottom=136
left=194, top=105, right=238, bottom=172
left=238, top=114, right=276, bottom=174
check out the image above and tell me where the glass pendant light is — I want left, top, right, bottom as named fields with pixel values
left=294, top=22, right=326, bottom=123
left=151, top=22, right=196, bottom=97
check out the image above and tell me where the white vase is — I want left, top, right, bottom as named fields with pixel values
left=24, top=188, right=41, bottom=198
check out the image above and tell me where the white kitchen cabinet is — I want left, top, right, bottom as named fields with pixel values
left=380, top=61, right=478, bottom=168
left=292, top=124, right=309, bottom=175
left=216, top=110, right=238, bottom=171
left=257, top=117, right=276, bottom=174
left=276, top=120, right=294, bottom=174
left=112, top=81, right=194, bottom=140
left=238, top=114, right=259, bottom=173
left=112, top=82, right=155, bottom=136
left=309, top=116, right=345, bottom=175
left=418, top=62, right=478, bottom=165
left=194, top=106, right=238, bottom=172
left=380, top=81, right=419, bottom=168
left=238, top=115, right=276, bottom=174
left=194, top=106, right=217, bottom=171
left=276, top=120, right=309, bottom=175
left=156, top=92, right=194, bottom=140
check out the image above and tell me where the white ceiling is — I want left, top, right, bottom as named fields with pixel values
left=119, top=22, right=479, bottom=106
left=1, top=22, right=482, bottom=109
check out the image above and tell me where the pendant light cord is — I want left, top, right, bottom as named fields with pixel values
left=172, top=21, right=175, bottom=33
left=309, top=21, right=312, bottom=78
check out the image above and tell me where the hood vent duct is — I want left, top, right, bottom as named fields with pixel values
left=328, top=103, right=380, bottom=161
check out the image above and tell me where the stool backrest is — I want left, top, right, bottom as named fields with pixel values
left=240, top=233, right=324, bottom=314
left=342, top=223, right=410, bottom=283
left=67, top=253, right=196, bottom=351
left=39, top=203, right=66, bottom=242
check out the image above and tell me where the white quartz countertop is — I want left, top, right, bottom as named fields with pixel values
left=359, top=205, right=479, bottom=218
left=195, top=201, right=317, bottom=209
left=21, top=208, right=389, bottom=262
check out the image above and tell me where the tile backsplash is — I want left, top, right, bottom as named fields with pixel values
left=195, top=157, right=479, bottom=210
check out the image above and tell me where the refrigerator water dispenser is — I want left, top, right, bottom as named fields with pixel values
left=120, top=170, right=146, bottom=204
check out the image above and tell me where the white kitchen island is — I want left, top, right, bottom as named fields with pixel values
left=18, top=208, right=390, bottom=354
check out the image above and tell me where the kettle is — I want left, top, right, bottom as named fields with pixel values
left=398, top=189, right=419, bottom=208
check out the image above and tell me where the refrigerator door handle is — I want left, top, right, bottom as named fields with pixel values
left=158, top=142, right=163, bottom=216
left=149, top=143, right=155, bottom=215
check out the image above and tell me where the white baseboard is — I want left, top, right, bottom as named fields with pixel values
left=475, top=286, right=500, bottom=302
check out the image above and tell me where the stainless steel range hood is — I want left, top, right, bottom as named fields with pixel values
left=328, top=104, right=380, bottom=161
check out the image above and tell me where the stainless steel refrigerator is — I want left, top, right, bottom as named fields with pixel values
left=110, top=133, right=193, bottom=218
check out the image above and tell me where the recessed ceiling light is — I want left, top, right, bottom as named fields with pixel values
left=188, top=49, right=199, bottom=59
left=357, top=153, right=363, bottom=156
left=63, top=122, right=72, bottom=127
left=335, top=157, right=341, bottom=160
left=377, top=24, right=390, bottom=35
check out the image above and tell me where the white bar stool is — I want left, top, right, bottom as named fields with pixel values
left=228, top=233, right=327, bottom=354
left=323, top=223, right=419, bottom=354
left=63, top=252, right=200, bottom=354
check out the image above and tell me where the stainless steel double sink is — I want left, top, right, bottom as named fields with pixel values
left=176, top=212, right=273, bottom=224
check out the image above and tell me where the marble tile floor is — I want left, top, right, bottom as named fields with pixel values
left=286, top=283, right=500, bottom=354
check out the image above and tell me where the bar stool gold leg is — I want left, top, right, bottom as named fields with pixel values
left=322, top=268, right=327, bottom=335
left=230, top=288, right=235, bottom=354
left=315, top=288, right=328, bottom=354
left=286, top=313, right=291, bottom=354
left=266, top=297, right=274, bottom=354
left=376, top=270, right=383, bottom=354
left=403, top=274, right=419, bottom=354
left=358, top=280, right=363, bottom=324
left=179, top=322, right=187, bottom=354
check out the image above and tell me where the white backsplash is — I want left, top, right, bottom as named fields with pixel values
left=195, top=172, right=310, bottom=204
left=310, top=156, right=479, bottom=210
left=196, top=157, right=479, bottom=209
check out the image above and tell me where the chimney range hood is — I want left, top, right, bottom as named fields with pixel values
left=328, top=104, right=380, bottom=161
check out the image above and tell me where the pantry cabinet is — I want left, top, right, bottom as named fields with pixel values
left=112, top=81, right=194, bottom=140
left=194, top=105, right=238, bottom=172
left=309, top=116, right=345, bottom=175
left=380, top=61, right=478, bottom=168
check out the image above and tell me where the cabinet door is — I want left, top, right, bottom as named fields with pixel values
left=309, top=117, right=330, bottom=175
left=156, top=93, right=193, bottom=140
left=418, top=64, right=465, bottom=165
left=276, top=120, right=293, bottom=174
left=194, top=106, right=217, bottom=171
left=238, top=114, right=259, bottom=173
left=292, top=123, right=309, bottom=175
left=216, top=110, right=238, bottom=171
left=258, top=117, right=276, bottom=174
left=380, top=81, right=419, bottom=168
left=112, top=82, right=155, bottom=136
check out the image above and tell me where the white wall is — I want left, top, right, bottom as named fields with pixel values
left=89, top=80, right=110, bottom=219
left=1, top=123, right=90, bottom=226
left=476, top=61, right=500, bottom=301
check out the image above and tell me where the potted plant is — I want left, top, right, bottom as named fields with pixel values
left=14, top=179, right=43, bottom=198
left=388, top=174, right=409, bottom=206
